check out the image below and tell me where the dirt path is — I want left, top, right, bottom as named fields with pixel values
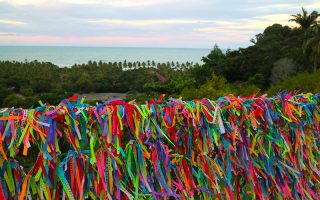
left=76, top=93, right=127, bottom=101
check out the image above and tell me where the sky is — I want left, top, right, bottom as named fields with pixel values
left=0, top=0, right=319, bottom=49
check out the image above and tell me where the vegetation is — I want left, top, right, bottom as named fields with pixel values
left=267, top=70, right=320, bottom=94
left=0, top=8, right=319, bottom=107
left=289, top=8, right=319, bottom=30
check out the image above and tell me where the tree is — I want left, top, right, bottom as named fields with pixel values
left=0, top=84, right=11, bottom=106
left=289, top=7, right=319, bottom=30
left=181, top=73, right=234, bottom=100
left=270, top=58, right=297, bottom=85
left=201, top=44, right=226, bottom=80
left=202, top=44, right=225, bottom=69
left=123, top=60, right=127, bottom=69
left=128, top=62, right=132, bottom=70
left=268, top=71, right=320, bottom=95
left=203, top=24, right=305, bottom=88
left=118, top=61, right=122, bottom=69
left=303, top=25, right=320, bottom=71
left=176, top=62, right=180, bottom=69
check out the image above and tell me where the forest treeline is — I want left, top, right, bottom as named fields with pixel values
left=0, top=8, right=319, bottom=107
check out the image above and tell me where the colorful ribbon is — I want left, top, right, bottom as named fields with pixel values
left=0, top=92, right=319, bottom=199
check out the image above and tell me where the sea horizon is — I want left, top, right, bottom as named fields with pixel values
left=1, top=44, right=211, bottom=49
left=0, top=45, right=212, bottom=67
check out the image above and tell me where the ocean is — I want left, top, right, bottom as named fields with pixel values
left=0, top=46, right=210, bottom=67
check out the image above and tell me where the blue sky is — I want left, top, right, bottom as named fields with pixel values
left=0, top=0, right=319, bottom=48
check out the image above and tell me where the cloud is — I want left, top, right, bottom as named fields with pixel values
left=0, top=0, right=47, bottom=5
left=0, top=19, right=26, bottom=25
left=62, top=0, right=174, bottom=7
left=303, top=2, right=320, bottom=9
left=0, top=34, right=167, bottom=46
left=0, top=32, right=16, bottom=35
left=256, top=3, right=300, bottom=10
left=87, top=19, right=215, bottom=26
left=255, top=1, right=320, bottom=12
left=0, top=0, right=174, bottom=7
left=191, top=12, right=300, bottom=48
left=193, top=14, right=296, bottom=35
left=194, top=27, right=254, bottom=34
left=252, top=14, right=292, bottom=22
left=0, top=0, right=318, bottom=48
left=250, top=14, right=298, bottom=27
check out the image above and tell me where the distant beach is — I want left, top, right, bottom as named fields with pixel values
left=0, top=46, right=210, bottom=67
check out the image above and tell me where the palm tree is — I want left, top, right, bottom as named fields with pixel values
left=289, top=7, right=319, bottom=30
left=303, top=25, right=320, bottom=72
left=128, top=62, right=132, bottom=70
left=142, top=62, right=146, bottom=68
left=123, top=60, right=127, bottom=70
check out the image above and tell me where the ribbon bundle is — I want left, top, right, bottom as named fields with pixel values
left=0, top=92, right=319, bottom=199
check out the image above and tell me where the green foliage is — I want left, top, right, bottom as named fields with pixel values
left=248, top=73, right=267, bottom=88
left=2, top=94, right=32, bottom=108
left=181, top=73, right=235, bottom=100
left=267, top=71, right=320, bottom=95
left=201, top=22, right=314, bottom=89
left=303, top=25, right=320, bottom=72
left=232, top=83, right=261, bottom=97
left=1, top=93, right=71, bottom=108
left=0, top=60, right=202, bottom=107
left=20, top=86, right=34, bottom=96
left=202, top=44, right=225, bottom=72
left=270, top=58, right=297, bottom=85
left=185, top=64, right=211, bottom=87
left=0, top=84, right=12, bottom=105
